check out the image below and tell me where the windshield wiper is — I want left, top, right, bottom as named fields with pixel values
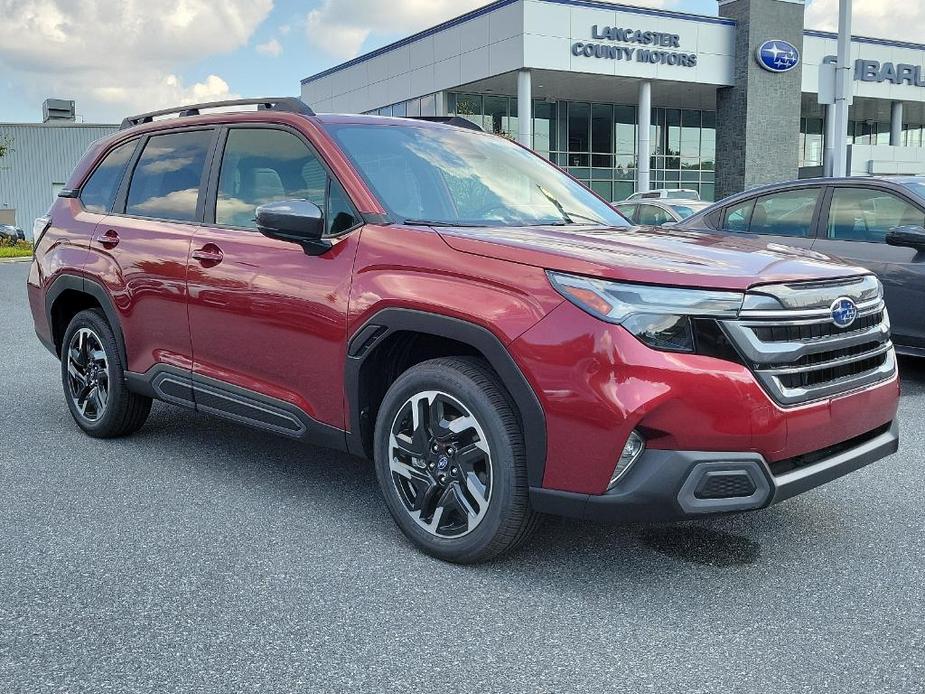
left=535, top=186, right=605, bottom=226
left=400, top=219, right=485, bottom=227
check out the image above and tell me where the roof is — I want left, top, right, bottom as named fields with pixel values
left=301, top=0, right=735, bottom=86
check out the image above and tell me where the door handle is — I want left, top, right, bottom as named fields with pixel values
left=97, top=229, right=119, bottom=249
left=191, top=244, right=224, bottom=267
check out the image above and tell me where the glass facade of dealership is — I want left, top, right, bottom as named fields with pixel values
left=367, top=91, right=925, bottom=201
left=445, top=93, right=716, bottom=202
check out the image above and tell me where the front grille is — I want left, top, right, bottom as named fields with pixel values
left=751, top=311, right=883, bottom=343
left=721, top=276, right=896, bottom=406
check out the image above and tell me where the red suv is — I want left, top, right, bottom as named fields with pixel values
left=28, top=98, right=900, bottom=562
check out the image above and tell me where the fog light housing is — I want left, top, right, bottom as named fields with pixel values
left=608, top=430, right=646, bottom=489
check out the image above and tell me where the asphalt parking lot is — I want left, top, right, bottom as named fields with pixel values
left=1, top=261, right=923, bottom=693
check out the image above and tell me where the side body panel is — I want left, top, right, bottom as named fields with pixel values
left=186, top=228, right=361, bottom=428
left=83, top=215, right=196, bottom=373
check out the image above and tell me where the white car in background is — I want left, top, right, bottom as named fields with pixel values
left=613, top=198, right=710, bottom=226
left=626, top=188, right=701, bottom=201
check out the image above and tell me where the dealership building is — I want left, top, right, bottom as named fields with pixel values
left=301, top=0, right=925, bottom=202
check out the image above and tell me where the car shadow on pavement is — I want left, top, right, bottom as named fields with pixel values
left=121, top=401, right=854, bottom=587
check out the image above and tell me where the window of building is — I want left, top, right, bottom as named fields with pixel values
left=827, top=187, right=925, bottom=242
left=215, top=128, right=329, bottom=229
left=750, top=188, right=820, bottom=237
left=80, top=140, right=137, bottom=214
left=125, top=130, right=212, bottom=222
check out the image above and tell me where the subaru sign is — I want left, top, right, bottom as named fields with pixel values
left=756, top=40, right=800, bottom=73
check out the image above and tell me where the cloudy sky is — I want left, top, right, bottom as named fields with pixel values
left=0, top=0, right=919, bottom=123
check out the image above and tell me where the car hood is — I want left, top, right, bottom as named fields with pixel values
left=436, top=224, right=870, bottom=290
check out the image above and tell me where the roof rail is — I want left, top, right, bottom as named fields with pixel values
left=120, top=97, right=315, bottom=130
left=402, top=116, right=483, bottom=132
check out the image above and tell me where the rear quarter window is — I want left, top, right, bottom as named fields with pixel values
left=79, top=140, right=137, bottom=213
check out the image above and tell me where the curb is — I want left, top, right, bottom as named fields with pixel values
left=0, top=256, right=33, bottom=263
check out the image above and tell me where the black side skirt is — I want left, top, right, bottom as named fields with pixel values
left=125, top=365, right=349, bottom=453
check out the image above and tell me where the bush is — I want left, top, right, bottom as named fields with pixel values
left=0, top=239, right=33, bottom=257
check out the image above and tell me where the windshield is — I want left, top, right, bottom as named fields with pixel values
left=667, top=190, right=699, bottom=200
left=326, top=123, right=628, bottom=228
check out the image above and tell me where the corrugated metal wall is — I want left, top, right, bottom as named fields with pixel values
left=0, top=123, right=118, bottom=237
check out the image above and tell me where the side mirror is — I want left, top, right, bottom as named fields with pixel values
left=255, top=200, right=331, bottom=255
left=886, top=224, right=925, bottom=252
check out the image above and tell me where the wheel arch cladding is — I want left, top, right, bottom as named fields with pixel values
left=46, top=275, right=127, bottom=366
left=345, top=308, right=548, bottom=488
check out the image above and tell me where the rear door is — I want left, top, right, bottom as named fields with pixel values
left=88, top=128, right=216, bottom=375
left=812, top=184, right=925, bottom=350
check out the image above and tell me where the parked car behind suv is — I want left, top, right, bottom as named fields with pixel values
left=28, top=98, right=900, bottom=563
left=613, top=198, right=709, bottom=225
left=678, top=177, right=925, bottom=357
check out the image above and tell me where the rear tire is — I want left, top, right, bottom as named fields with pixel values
left=374, top=357, right=540, bottom=563
left=60, top=309, right=151, bottom=438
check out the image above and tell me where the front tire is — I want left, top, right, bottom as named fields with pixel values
left=60, top=309, right=151, bottom=438
left=374, top=357, right=540, bottom=563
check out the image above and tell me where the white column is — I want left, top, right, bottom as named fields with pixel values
left=891, top=101, right=904, bottom=146
left=637, top=80, right=652, bottom=194
left=517, top=69, right=532, bottom=148
left=824, top=103, right=837, bottom=177
left=832, top=0, right=853, bottom=177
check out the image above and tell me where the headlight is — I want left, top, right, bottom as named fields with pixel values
left=548, top=271, right=744, bottom=353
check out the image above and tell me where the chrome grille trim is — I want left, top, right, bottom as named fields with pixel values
left=721, top=278, right=896, bottom=407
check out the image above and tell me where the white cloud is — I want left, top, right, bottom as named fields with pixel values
left=256, top=38, right=283, bottom=57
left=0, top=0, right=272, bottom=121
left=805, top=0, right=925, bottom=43
left=305, top=0, right=671, bottom=59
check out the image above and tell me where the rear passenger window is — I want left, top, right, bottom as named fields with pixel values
left=80, top=140, right=136, bottom=213
left=125, top=130, right=212, bottom=222
left=216, top=128, right=358, bottom=235
left=750, top=188, right=820, bottom=238
left=723, top=199, right=755, bottom=233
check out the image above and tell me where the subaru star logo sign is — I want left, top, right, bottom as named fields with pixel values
left=830, top=297, right=859, bottom=329
left=756, top=39, right=800, bottom=73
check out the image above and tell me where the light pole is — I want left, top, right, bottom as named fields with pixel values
left=832, top=0, right=853, bottom=177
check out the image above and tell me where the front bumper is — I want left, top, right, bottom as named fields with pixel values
left=530, top=419, right=899, bottom=523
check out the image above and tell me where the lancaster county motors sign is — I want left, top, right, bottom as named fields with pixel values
left=571, top=25, right=698, bottom=67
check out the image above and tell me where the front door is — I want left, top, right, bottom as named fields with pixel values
left=186, top=125, right=364, bottom=430
left=812, top=185, right=925, bottom=351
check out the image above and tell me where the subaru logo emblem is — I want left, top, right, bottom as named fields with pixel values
left=756, top=39, right=800, bottom=73
left=830, top=297, right=858, bottom=329
left=437, top=455, right=450, bottom=471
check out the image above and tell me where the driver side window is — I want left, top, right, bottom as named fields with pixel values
left=827, top=187, right=925, bottom=242
left=216, top=128, right=358, bottom=234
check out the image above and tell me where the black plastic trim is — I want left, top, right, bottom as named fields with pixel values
left=44, top=274, right=128, bottom=366
left=344, top=308, right=548, bottom=486
left=529, top=420, right=898, bottom=522
left=126, top=364, right=349, bottom=450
